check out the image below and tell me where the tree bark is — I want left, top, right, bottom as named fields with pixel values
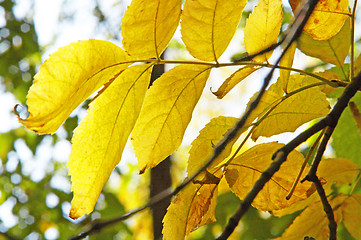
left=149, top=57, right=172, bottom=240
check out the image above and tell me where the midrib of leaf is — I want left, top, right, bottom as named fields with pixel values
left=149, top=67, right=211, bottom=155
left=254, top=82, right=326, bottom=126
left=84, top=64, right=152, bottom=197
left=211, top=0, right=219, bottom=63
left=326, top=40, right=348, bottom=79
left=153, top=0, right=161, bottom=59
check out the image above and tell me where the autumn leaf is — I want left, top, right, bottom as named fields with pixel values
left=342, top=194, right=361, bottom=239
left=181, top=0, right=247, bottom=61
left=67, top=64, right=152, bottom=219
left=163, top=182, right=218, bottom=240
left=212, top=66, right=259, bottom=99
left=225, top=142, right=312, bottom=211
left=289, top=0, right=349, bottom=40
left=187, top=116, right=241, bottom=178
left=272, top=158, right=359, bottom=217
left=248, top=74, right=330, bottom=140
left=122, top=0, right=181, bottom=59
left=279, top=42, right=297, bottom=92
left=298, top=18, right=350, bottom=69
left=317, top=158, right=360, bottom=192
left=132, top=65, right=211, bottom=173
left=244, top=0, right=282, bottom=62
left=16, top=40, right=130, bottom=134
left=274, top=195, right=345, bottom=240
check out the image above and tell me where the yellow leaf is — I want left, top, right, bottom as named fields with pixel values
left=274, top=195, right=345, bottom=240
left=248, top=74, right=330, bottom=140
left=187, top=116, right=242, bottom=178
left=272, top=158, right=359, bottom=217
left=181, top=0, right=247, bottom=61
left=17, top=40, right=130, bottom=134
left=212, top=66, right=259, bottom=99
left=298, top=18, right=351, bottom=68
left=132, top=65, right=211, bottom=173
left=122, top=0, right=181, bottom=59
left=289, top=0, right=349, bottom=40
left=279, top=42, right=297, bottom=92
left=67, top=64, right=152, bottom=219
left=317, top=158, right=360, bottom=192
left=225, top=142, right=312, bottom=211
left=163, top=182, right=218, bottom=240
left=244, top=0, right=282, bottom=62
left=342, top=194, right=361, bottom=239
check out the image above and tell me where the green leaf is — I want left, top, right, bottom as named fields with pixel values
left=332, top=92, right=361, bottom=167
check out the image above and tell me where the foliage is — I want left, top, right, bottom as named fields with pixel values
left=2, top=0, right=361, bottom=239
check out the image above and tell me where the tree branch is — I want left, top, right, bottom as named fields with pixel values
left=217, top=66, right=361, bottom=240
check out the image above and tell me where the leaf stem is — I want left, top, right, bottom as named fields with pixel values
left=286, top=128, right=326, bottom=200
left=350, top=0, right=358, bottom=80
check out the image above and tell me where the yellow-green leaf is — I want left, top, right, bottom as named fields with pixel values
left=225, top=142, right=312, bottom=211
left=279, top=42, right=297, bottom=92
left=181, top=0, right=247, bottom=61
left=122, top=0, right=181, bottom=59
left=163, top=182, right=218, bottom=240
left=213, top=66, right=259, bottom=99
left=289, top=0, right=349, bottom=40
left=342, top=194, right=361, bottom=239
left=17, top=40, right=130, bottom=134
left=132, top=65, right=211, bottom=173
left=67, top=64, right=152, bottom=219
left=298, top=18, right=350, bottom=68
left=274, top=195, right=345, bottom=240
left=248, top=74, right=330, bottom=140
left=244, top=0, right=282, bottom=62
left=187, top=116, right=240, bottom=177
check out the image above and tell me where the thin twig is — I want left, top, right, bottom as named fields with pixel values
left=313, top=177, right=337, bottom=240
left=302, top=126, right=334, bottom=183
left=286, top=127, right=326, bottom=200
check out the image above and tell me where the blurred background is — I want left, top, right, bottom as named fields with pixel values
left=0, top=0, right=360, bottom=239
